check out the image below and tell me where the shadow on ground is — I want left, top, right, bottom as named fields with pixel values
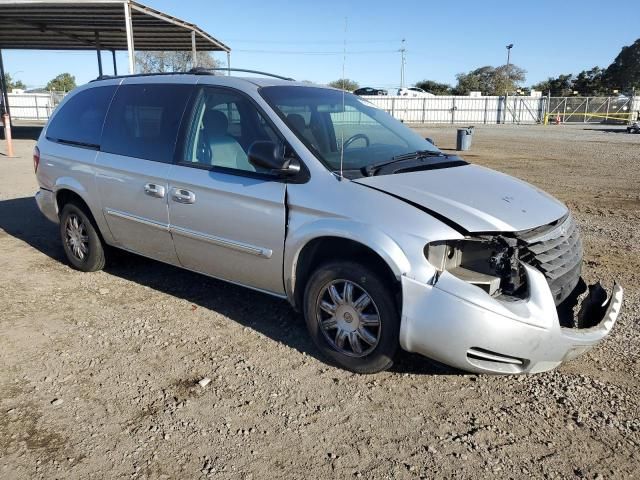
left=0, top=196, right=461, bottom=376
left=581, top=127, right=630, bottom=134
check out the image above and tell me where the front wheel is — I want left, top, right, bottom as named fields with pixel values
left=303, top=261, right=399, bottom=373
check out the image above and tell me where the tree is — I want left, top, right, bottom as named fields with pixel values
left=573, top=67, right=607, bottom=96
left=453, top=64, right=526, bottom=95
left=136, top=51, right=220, bottom=73
left=2, top=73, right=26, bottom=91
left=532, top=68, right=608, bottom=96
left=327, top=78, right=359, bottom=91
left=414, top=80, right=452, bottom=95
left=46, top=73, right=76, bottom=92
left=532, top=74, right=574, bottom=96
left=605, top=38, right=640, bottom=93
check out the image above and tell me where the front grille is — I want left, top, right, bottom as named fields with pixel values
left=518, top=214, right=583, bottom=305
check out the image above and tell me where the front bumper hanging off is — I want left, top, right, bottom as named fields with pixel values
left=399, top=264, right=623, bottom=374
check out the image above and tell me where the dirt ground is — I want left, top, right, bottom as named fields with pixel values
left=1, top=124, right=639, bottom=479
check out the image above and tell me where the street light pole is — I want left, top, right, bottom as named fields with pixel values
left=504, top=43, right=513, bottom=124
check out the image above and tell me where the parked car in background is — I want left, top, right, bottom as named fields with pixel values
left=34, top=70, right=622, bottom=375
left=353, top=87, right=388, bottom=96
left=397, top=87, right=435, bottom=97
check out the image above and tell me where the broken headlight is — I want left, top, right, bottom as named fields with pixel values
left=424, top=236, right=526, bottom=297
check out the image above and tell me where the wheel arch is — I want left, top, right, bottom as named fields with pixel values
left=54, top=183, right=111, bottom=244
left=286, top=224, right=410, bottom=311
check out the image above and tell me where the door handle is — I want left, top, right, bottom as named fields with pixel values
left=144, top=183, right=166, bottom=198
left=171, top=188, right=196, bottom=204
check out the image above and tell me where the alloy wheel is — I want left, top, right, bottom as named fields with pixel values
left=316, top=279, right=382, bottom=357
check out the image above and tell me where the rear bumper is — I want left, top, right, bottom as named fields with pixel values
left=35, top=188, right=59, bottom=224
left=399, top=264, right=623, bottom=374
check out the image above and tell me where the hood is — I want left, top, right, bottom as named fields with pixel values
left=353, top=164, right=567, bottom=233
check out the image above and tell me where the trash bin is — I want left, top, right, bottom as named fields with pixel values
left=456, top=126, right=474, bottom=151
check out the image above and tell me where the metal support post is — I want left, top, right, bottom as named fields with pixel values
left=2, top=113, right=14, bottom=157
left=0, top=48, right=11, bottom=119
left=584, top=97, right=589, bottom=123
left=0, top=48, right=14, bottom=156
left=226, top=51, right=231, bottom=76
left=451, top=97, right=456, bottom=124
left=95, top=32, right=103, bottom=77
left=191, top=31, right=197, bottom=68
left=124, top=1, right=136, bottom=74
left=111, top=50, right=117, bottom=75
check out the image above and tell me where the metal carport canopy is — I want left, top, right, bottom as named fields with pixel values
left=0, top=0, right=231, bottom=74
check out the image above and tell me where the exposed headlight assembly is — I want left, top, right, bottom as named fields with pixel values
left=425, top=236, right=526, bottom=297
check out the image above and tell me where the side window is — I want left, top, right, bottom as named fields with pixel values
left=46, top=86, right=116, bottom=147
left=102, top=84, right=192, bottom=163
left=184, top=88, right=279, bottom=173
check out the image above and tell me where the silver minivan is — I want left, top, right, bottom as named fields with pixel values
left=34, top=70, right=623, bottom=374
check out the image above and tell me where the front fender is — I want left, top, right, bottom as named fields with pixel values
left=284, top=217, right=412, bottom=302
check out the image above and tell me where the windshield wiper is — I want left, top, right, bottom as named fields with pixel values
left=362, top=150, right=444, bottom=176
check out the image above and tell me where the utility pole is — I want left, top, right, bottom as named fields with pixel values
left=503, top=43, right=513, bottom=124
left=399, top=38, right=406, bottom=89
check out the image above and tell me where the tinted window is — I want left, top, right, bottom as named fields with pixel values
left=46, top=86, right=116, bottom=147
left=183, top=88, right=278, bottom=173
left=102, top=84, right=192, bottom=163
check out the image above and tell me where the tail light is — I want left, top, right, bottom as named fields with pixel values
left=33, top=146, right=40, bottom=173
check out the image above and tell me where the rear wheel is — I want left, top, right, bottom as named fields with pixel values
left=59, top=203, right=106, bottom=272
left=303, top=261, right=399, bottom=373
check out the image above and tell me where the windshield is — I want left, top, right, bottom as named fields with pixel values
left=260, top=86, right=440, bottom=172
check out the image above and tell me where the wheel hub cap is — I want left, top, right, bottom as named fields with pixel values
left=64, top=214, right=89, bottom=261
left=316, top=279, right=382, bottom=358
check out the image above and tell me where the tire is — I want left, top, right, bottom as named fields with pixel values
left=59, top=202, right=106, bottom=272
left=303, top=261, right=399, bottom=374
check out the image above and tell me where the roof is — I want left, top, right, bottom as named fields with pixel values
left=88, top=72, right=313, bottom=89
left=0, top=0, right=230, bottom=52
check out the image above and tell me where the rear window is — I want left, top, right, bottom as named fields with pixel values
left=101, top=84, right=192, bottom=163
left=46, top=86, right=116, bottom=148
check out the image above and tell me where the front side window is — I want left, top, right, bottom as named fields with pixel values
left=260, top=86, right=441, bottom=174
left=183, top=88, right=278, bottom=173
left=101, top=84, right=192, bottom=163
left=46, top=86, right=116, bottom=147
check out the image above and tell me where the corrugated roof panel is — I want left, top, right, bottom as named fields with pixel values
left=0, top=0, right=230, bottom=51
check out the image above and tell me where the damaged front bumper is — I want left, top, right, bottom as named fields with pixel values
left=399, top=264, right=623, bottom=374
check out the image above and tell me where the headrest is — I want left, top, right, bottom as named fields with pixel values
left=202, top=110, right=229, bottom=135
left=287, top=113, right=306, bottom=133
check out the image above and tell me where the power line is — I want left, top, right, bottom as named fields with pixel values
left=223, top=39, right=401, bottom=45
left=234, top=49, right=398, bottom=55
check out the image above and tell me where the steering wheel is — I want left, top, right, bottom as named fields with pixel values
left=342, top=133, right=370, bottom=149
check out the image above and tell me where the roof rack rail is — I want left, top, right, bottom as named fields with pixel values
left=91, top=69, right=295, bottom=83
left=189, top=67, right=294, bottom=81
left=90, top=71, right=197, bottom=82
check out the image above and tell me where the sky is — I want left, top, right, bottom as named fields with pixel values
left=3, top=0, right=637, bottom=91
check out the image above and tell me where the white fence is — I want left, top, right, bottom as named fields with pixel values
left=7, top=92, right=66, bottom=121
left=364, top=95, right=640, bottom=125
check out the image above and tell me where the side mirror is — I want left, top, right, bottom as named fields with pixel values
left=248, top=141, right=301, bottom=176
left=425, top=137, right=436, bottom=145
